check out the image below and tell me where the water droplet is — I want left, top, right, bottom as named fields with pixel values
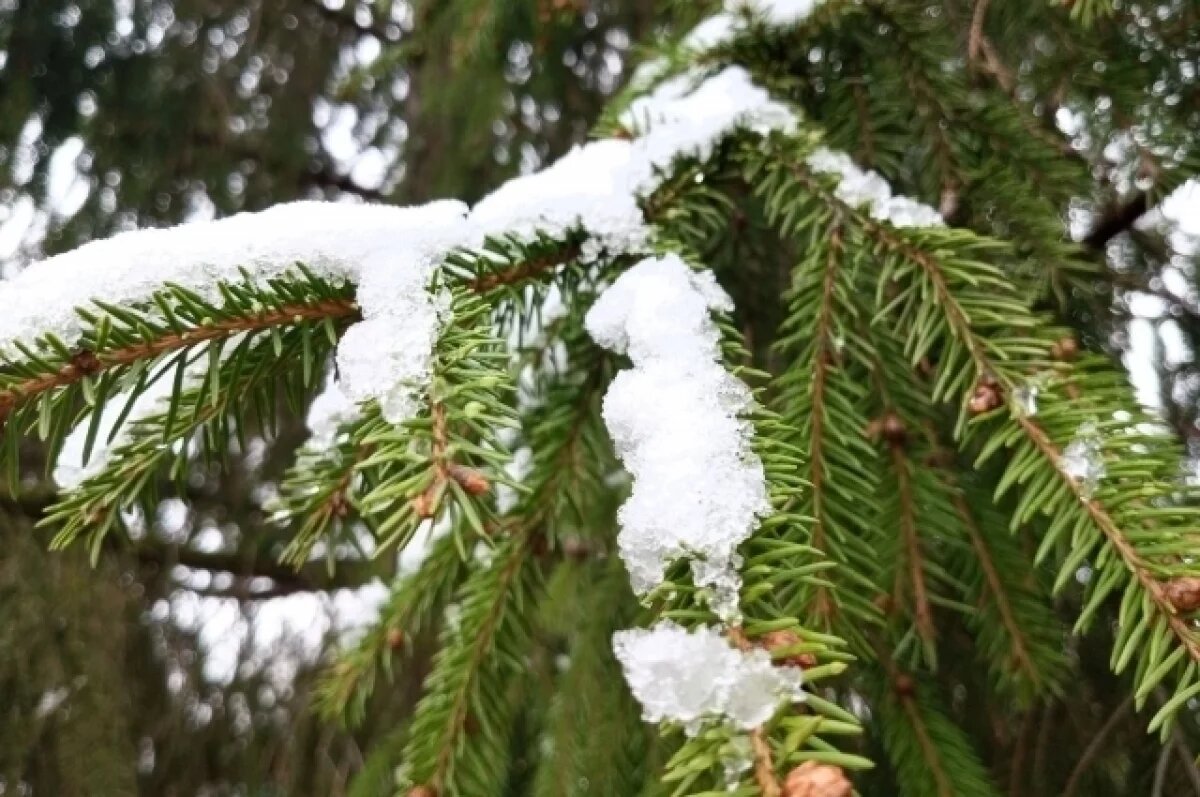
left=1062, top=421, right=1105, bottom=498
left=1013, top=384, right=1039, bottom=417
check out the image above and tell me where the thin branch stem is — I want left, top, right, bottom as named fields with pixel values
left=889, top=444, right=935, bottom=646
left=951, top=492, right=1041, bottom=689
left=1062, top=695, right=1132, bottom=797
left=879, top=649, right=954, bottom=797
left=466, top=244, right=581, bottom=293
left=1018, top=415, right=1200, bottom=664
left=806, top=223, right=844, bottom=622
left=0, top=297, right=359, bottom=424
left=727, top=626, right=783, bottom=796
left=967, top=0, right=992, bottom=67
left=426, top=537, right=529, bottom=794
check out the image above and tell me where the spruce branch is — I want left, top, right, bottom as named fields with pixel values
left=41, top=325, right=336, bottom=558
left=950, top=489, right=1057, bottom=702
left=1015, top=413, right=1200, bottom=667
left=316, top=532, right=471, bottom=727
left=887, top=442, right=937, bottom=659
left=0, top=296, right=358, bottom=429
left=874, top=648, right=1002, bottom=797
left=404, top=532, right=538, bottom=795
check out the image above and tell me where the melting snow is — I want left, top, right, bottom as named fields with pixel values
left=473, top=66, right=795, bottom=263
left=585, top=254, right=770, bottom=621
left=613, top=621, right=805, bottom=733
left=806, top=147, right=945, bottom=228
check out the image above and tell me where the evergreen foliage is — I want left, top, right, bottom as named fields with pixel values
left=3, top=1, right=1200, bottom=796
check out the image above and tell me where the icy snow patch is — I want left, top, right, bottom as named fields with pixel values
left=683, top=13, right=740, bottom=50
left=471, top=139, right=649, bottom=263
left=620, top=66, right=797, bottom=176
left=585, top=254, right=770, bottom=621
left=613, top=621, right=805, bottom=733
left=678, top=0, right=825, bottom=51
left=806, top=147, right=945, bottom=228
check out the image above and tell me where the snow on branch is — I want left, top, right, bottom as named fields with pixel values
left=805, top=147, right=945, bottom=228
left=0, top=200, right=475, bottom=427
left=683, top=0, right=828, bottom=52
left=585, top=254, right=770, bottom=623
left=614, top=621, right=805, bottom=734
left=471, top=65, right=794, bottom=263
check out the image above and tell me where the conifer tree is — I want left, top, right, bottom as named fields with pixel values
left=3, top=2, right=1200, bottom=796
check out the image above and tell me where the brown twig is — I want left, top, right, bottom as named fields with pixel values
left=1061, top=695, right=1132, bottom=797
left=806, top=224, right=844, bottom=622
left=726, top=627, right=784, bottom=796
left=890, top=444, right=935, bottom=647
left=410, top=402, right=490, bottom=518
left=951, top=492, right=1041, bottom=689
left=466, top=245, right=581, bottom=293
left=967, top=0, right=992, bottom=68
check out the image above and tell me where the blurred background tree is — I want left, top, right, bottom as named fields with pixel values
left=0, top=1, right=669, bottom=793
left=0, top=1, right=1199, bottom=795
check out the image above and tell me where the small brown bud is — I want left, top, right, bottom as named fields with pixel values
left=1165, top=577, right=1200, bottom=613
left=1065, top=383, right=1082, bottom=400
left=408, top=787, right=436, bottom=797
left=881, top=412, right=906, bottom=446
left=411, top=491, right=437, bottom=519
left=386, top=628, right=405, bottom=650
left=760, top=630, right=817, bottom=669
left=968, top=381, right=1003, bottom=415
left=867, top=413, right=906, bottom=446
left=71, top=349, right=101, bottom=375
left=464, top=712, right=480, bottom=736
left=783, top=761, right=853, bottom=797
left=562, top=536, right=591, bottom=561
left=1050, top=336, right=1079, bottom=361
left=893, top=673, right=916, bottom=698
left=918, top=357, right=935, bottom=376
left=448, top=464, right=490, bottom=496
left=330, top=491, right=351, bottom=519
